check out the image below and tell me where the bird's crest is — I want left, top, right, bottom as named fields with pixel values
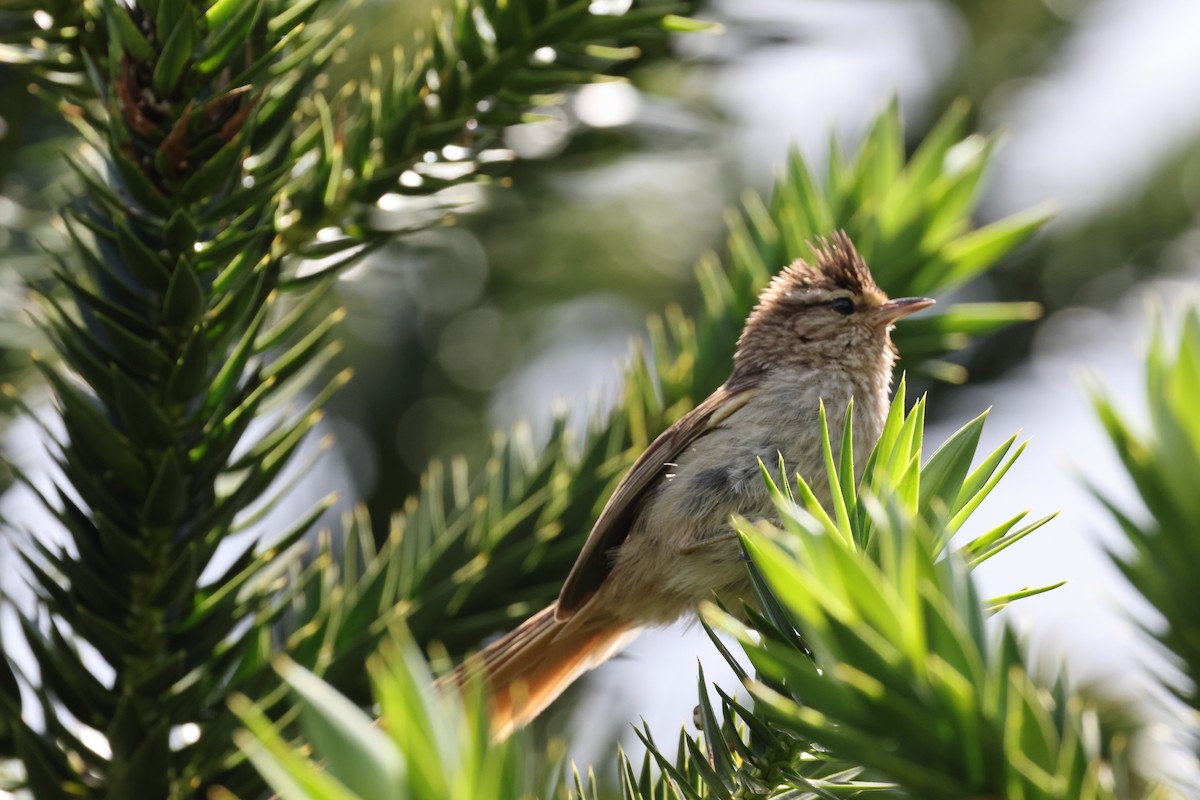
left=765, top=231, right=885, bottom=305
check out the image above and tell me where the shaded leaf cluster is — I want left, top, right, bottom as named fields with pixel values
left=0, top=0, right=708, bottom=797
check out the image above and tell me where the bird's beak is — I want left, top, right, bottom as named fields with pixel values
left=872, top=296, right=935, bottom=326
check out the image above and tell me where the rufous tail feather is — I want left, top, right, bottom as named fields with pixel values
left=436, top=603, right=636, bottom=739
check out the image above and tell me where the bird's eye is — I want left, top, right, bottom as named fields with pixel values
left=829, top=297, right=855, bottom=316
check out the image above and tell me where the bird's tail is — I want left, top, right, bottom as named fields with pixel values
left=438, top=603, right=636, bottom=739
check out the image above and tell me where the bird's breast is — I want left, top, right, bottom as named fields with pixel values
left=601, top=367, right=890, bottom=624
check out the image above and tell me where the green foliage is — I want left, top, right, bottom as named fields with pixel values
left=0, top=0, right=708, bottom=797
left=712, top=507, right=1112, bottom=799
left=302, top=0, right=709, bottom=244
left=227, top=634, right=542, bottom=800
left=751, top=379, right=1060, bottom=599
left=1091, top=305, right=1200, bottom=732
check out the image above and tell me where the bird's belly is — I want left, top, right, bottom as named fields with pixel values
left=596, top=371, right=881, bottom=626
left=603, top=427, right=826, bottom=624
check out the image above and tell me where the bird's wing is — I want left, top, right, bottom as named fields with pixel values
left=556, top=375, right=760, bottom=618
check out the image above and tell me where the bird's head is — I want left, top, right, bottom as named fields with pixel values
left=732, top=232, right=933, bottom=376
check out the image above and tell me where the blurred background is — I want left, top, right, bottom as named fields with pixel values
left=3, top=0, right=1200, bottom=786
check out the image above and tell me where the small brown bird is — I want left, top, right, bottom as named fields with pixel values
left=444, top=232, right=932, bottom=738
